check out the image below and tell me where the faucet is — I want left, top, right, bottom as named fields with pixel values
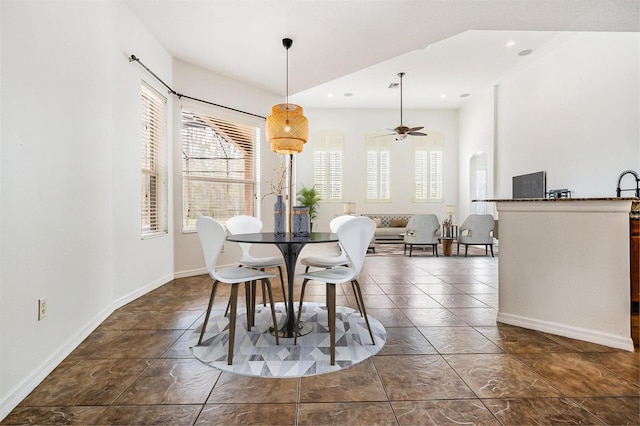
left=616, top=170, right=640, bottom=197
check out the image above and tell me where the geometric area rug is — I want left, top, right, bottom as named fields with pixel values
left=189, top=302, right=386, bottom=378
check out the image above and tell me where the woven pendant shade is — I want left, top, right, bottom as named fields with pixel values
left=266, top=103, right=308, bottom=154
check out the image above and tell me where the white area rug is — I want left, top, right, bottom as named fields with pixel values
left=190, top=302, right=386, bottom=377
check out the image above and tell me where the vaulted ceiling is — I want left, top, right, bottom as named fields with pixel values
left=125, top=0, right=638, bottom=109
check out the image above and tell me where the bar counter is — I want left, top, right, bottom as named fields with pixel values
left=478, top=197, right=638, bottom=351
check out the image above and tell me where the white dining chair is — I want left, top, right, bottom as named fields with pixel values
left=300, top=215, right=356, bottom=272
left=226, top=215, right=287, bottom=311
left=195, top=216, right=279, bottom=365
left=293, top=216, right=376, bottom=365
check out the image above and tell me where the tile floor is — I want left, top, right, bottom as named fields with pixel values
left=3, top=244, right=639, bottom=425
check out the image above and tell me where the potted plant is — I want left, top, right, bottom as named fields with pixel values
left=296, top=185, right=321, bottom=229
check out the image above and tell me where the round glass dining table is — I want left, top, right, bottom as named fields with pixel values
left=226, top=232, right=338, bottom=338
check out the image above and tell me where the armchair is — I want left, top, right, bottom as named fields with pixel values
left=403, top=214, right=440, bottom=257
left=457, top=214, right=495, bottom=257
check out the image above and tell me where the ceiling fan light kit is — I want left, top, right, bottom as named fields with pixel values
left=388, top=72, right=427, bottom=141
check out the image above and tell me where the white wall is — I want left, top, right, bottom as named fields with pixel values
left=0, top=1, right=173, bottom=417
left=297, top=108, right=459, bottom=231
left=171, top=60, right=282, bottom=277
left=458, top=86, right=495, bottom=222
left=495, top=32, right=640, bottom=198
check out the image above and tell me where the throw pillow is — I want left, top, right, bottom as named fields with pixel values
left=391, top=218, right=407, bottom=227
left=372, top=217, right=383, bottom=228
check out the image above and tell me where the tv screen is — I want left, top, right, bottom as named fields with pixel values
left=512, top=171, right=546, bottom=199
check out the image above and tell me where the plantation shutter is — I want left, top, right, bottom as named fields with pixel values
left=365, top=134, right=391, bottom=201
left=412, top=134, right=443, bottom=202
left=313, top=131, right=343, bottom=200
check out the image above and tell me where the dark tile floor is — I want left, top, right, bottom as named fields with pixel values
left=3, top=244, right=639, bottom=425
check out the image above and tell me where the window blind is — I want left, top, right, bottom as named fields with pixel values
left=182, top=109, right=258, bottom=230
left=141, top=81, right=167, bottom=236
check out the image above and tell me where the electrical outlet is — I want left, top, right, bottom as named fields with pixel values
left=38, top=297, right=47, bottom=320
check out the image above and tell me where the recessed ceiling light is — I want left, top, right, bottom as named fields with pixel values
left=327, top=93, right=334, bottom=98
left=440, top=94, right=447, bottom=99
left=518, top=49, right=533, bottom=56
left=460, top=93, right=470, bottom=98
left=505, top=41, right=516, bottom=48
left=344, top=93, right=353, bottom=97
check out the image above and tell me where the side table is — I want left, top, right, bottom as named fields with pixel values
left=441, top=238, right=454, bottom=256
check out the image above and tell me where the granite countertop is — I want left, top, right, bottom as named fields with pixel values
left=473, top=197, right=639, bottom=218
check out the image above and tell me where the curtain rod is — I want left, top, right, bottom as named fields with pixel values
left=129, top=54, right=266, bottom=120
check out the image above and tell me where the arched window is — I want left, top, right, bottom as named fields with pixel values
left=181, top=108, right=260, bottom=230
left=470, top=152, right=488, bottom=214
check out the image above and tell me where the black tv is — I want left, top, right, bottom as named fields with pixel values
left=513, top=171, right=546, bottom=199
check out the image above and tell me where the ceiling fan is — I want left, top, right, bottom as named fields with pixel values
left=385, top=72, right=427, bottom=141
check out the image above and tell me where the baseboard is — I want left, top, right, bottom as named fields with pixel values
left=174, top=267, right=208, bottom=279
left=0, top=273, right=173, bottom=421
left=496, top=311, right=635, bottom=352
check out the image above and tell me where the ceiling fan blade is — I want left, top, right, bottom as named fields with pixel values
left=407, top=126, right=424, bottom=132
left=408, top=131, right=428, bottom=136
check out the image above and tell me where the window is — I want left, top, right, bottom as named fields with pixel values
left=413, top=133, right=443, bottom=202
left=140, top=81, right=168, bottom=237
left=470, top=152, right=488, bottom=214
left=365, top=133, right=391, bottom=201
left=313, top=130, right=343, bottom=200
left=181, top=109, right=259, bottom=231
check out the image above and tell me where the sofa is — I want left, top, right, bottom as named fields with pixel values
left=362, top=214, right=413, bottom=241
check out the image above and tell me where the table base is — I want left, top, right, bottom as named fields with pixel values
left=270, top=322, right=313, bottom=338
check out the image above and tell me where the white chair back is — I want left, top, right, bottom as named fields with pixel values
left=405, top=214, right=440, bottom=243
left=329, top=214, right=356, bottom=233
left=196, top=217, right=227, bottom=279
left=338, top=217, right=376, bottom=276
left=460, top=214, right=495, bottom=244
left=226, top=215, right=263, bottom=257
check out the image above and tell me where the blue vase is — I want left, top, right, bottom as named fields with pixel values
left=274, top=195, right=286, bottom=235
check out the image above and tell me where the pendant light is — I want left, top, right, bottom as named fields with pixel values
left=266, top=38, right=309, bottom=154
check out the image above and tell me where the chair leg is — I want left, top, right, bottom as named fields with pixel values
left=350, top=281, right=363, bottom=314
left=327, top=283, right=336, bottom=366
left=465, top=244, right=468, bottom=257
left=198, top=280, right=220, bottom=345
left=403, top=244, right=407, bottom=255
left=246, top=281, right=255, bottom=330
left=227, top=284, right=239, bottom=365
left=457, top=242, right=460, bottom=255
left=409, top=244, right=413, bottom=257
left=433, top=244, right=438, bottom=257
left=277, top=265, right=287, bottom=313
left=490, top=244, right=494, bottom=257
left=294, top=279, right=310, bottom=345
left=263, top=278, right=279, bottom=345
left=351, top=280, right=375, bottom=345
left=485, top=245, right=488, bottom=255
